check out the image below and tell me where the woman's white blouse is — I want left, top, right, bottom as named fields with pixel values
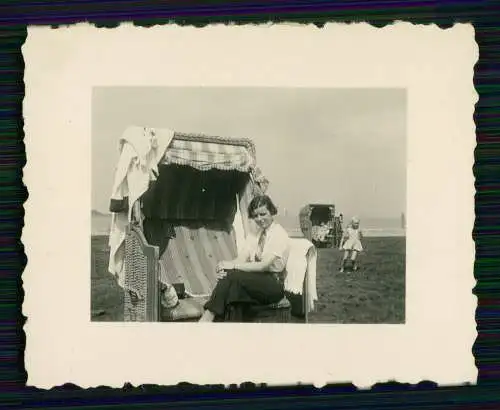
left=239, top=222, right=290, bottom=272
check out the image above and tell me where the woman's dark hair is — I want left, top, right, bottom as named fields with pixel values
left=247, top=195, right=278, bottom=219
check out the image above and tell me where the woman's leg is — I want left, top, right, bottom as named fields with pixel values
left=203, top=270, right=284, bottom=320
left=202, top=275, right=233, bottom=319
left=228, top=270, right=284, bottom=305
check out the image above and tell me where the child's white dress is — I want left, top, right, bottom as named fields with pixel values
left=341, top=226, right=363, bottom=251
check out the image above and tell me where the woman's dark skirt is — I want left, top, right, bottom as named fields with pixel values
left=204, top=269, right=284, bottom=319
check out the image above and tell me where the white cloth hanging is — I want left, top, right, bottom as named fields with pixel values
left=285, top=238, right=318, bottom=313
left=108, top=126, right=175, bottom=286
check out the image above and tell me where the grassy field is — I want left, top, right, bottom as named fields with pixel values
left=91, top=235, right=405, bottom=323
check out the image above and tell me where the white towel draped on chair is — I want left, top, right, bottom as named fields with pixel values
left=108, top=126, right=175, bottom=286
left=285, top=238, right=318, bottom=313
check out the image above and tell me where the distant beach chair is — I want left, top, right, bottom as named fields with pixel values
left=299, top=204, right=336, bottom=248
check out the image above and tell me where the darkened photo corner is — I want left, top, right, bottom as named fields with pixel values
left=91, top=87, right=406, bottom=324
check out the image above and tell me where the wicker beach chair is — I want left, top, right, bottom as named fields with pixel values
left=299, top=204, right=336, bottom=248
left=117, top=130, right=308, bottom=323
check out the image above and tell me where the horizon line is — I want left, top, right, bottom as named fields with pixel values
left=91, top=208, right=405, bottom=220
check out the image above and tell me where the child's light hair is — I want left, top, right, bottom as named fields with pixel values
left=351, top=216, right=360, bottom=225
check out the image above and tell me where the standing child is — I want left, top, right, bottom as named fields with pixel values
left=339, top=217, right=364, bottom=272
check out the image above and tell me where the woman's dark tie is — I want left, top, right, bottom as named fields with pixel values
left=255, top=229, right=267, bottom=261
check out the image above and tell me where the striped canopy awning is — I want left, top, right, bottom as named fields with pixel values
left=161, top=137, right=255, bottom=172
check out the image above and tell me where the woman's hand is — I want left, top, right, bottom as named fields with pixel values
left=216, top=270, right=228, bottom=280
left=223, top=261, right=237, bottom=271
left=216, top=261, right=234, bottom=271
left=216, top=261, right=236, bottom=280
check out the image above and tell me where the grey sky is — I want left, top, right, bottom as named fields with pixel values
left=92, top=87, right=406, bottom=220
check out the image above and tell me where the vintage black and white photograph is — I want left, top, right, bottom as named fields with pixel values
left=24, top=23, right=476, bottom=388
left=91, top=86, right=406, bottom=324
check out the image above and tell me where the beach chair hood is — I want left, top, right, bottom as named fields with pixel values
left=107, top=126, right=269, bottom=291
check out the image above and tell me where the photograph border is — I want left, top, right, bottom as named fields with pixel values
left=90, top=85, right=408, bottom=326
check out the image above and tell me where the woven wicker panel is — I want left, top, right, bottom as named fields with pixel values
left=124, top=229, right=147, bottom=321
left=252, top=306, right=291, bottom=323
left=123, top=225, right=160, bottom=322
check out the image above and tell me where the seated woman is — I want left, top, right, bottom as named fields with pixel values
left=198, top=195, right=291, bottom=322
